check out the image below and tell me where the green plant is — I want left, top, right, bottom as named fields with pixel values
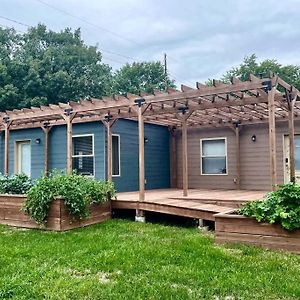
left=239, top=183, right=300, bottom=231
left=24, top=172, right=116, bottom=224
left=0, top=174, right=33, bottom=194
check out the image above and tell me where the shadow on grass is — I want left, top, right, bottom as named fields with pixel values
left=112, top=209, right=215, bottom=229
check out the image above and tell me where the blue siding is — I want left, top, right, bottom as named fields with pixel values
left=49, top=122, right=105, bottom=180
left=1, top=119, right=170, bottom=192
left=8, top=128, right=45, bottom=178
left=111, top=119, right=170, bottom=192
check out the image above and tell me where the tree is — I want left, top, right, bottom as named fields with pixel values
left=0, top=24, right=113, bottom=110
left=219, top=54, right=300, bottom=89
left=111, top=61, right=176, bottom=95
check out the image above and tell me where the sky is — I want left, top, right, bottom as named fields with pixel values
left=1, top=0, right=300, bottom=87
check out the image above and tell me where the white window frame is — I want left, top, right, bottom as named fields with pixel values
left=200, top=137, right=228, bottom=176
left=72, top=134, right=95, bottom=177
left=112, top=134, right=121, bottom=177
left=14, top=140, right=32, bottom=177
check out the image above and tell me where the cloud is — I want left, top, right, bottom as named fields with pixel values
left=1, top=0, right=300, bottom=86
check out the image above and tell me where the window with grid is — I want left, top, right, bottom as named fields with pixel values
left=72, top=135, right=94, bottom=176
left=201, top=138, right=227, bottom=175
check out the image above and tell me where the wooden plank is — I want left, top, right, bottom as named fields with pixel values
left=66, top=116, right=73, bottom=174
left=138, top=105, right=145, bottom=202
left=4, top=123, right=10, bottom=175
left=106, top=122, right=113, bottom=182
left=235, top=125, right=241, bottom=189
left=215, top=232, right=300, bottom=253
left=140, top=202, right=217, bottom=221
left=288, top=99, right=295, bottom=182
left=41, top=125, right=52, bottom=176
left=268, top=87, right=277, bottom=190
left=0, top=195, right=111, bottom=231
left=182, top=119, right=188, bottom=196
left=111, top=200, right=138, bottom=210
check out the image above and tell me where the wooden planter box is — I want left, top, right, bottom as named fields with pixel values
left=0, top=194, right=111, bottom=231
left=215, top=211, right=300, bottom=253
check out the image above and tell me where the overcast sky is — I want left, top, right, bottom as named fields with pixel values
left=1, top=0, right=300, bottom=87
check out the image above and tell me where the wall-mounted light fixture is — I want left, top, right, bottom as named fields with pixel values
left=144, top=137, right=149, bottom=143
left=35, top=138, right=41, bottom=144
left=251, top=134, right=256, bottom=142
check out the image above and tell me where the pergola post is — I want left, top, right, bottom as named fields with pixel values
left=135, top=98, right=146, bottom=222
left=182, top=119, right=188, bottom=196
left=41, top=122, right=52, bottom=176
left=288, top=93, right=297, bottom=183
left=268, top=85, right=277, bottom=190
left=102, top=115, right=117, bottom=182
left=62, top=108, right=76, bottom=175
left=3, top=117, right=12, bottom=175
left=176, top=106, right=193, bottom=197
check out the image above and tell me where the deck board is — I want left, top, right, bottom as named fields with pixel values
left=113, top=188, right=266, bottom=221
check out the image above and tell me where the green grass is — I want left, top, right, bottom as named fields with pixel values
left=0, top=219, right=299, bottom=300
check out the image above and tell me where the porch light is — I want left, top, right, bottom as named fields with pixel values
left=134, top=98, right=145, bottom=107
left=35, top=138, right=41, bottom=144
left=43, top=121, right=50, bottom=128
left=262, top=80, right=272, bottom=92
left=178, top=105, right=189, bottom=114
left=251, top=135, right=256, bottom=142
left=144, top=137, right=149, bottom=143
left=104, top=114, right=113, bottom=122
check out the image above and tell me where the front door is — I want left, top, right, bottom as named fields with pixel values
left=16, top=141, right=31, bottom=177
left=284, top=135, right=300, bottom=184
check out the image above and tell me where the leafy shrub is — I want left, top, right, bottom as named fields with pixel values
left=24, top=172, right=116, bottom=224
left=0, top=174, right=33, bottom=194
left=239, top=183, right=300, bottom=231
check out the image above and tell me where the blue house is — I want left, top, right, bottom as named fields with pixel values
left=0, top=118, right=171, bottom=192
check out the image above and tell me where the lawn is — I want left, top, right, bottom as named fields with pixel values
left=0, top=219, right=299, bottom=300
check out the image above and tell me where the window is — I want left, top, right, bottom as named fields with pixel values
left=72, top=135, right=94, bottom=176
left=112, top=134, right=120, bottom=176
left=201, top=138, right=227, bottom=175
left=15, top=141, right=31, bottom=176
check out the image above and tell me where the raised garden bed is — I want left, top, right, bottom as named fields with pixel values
left=0, top=194, right=111, bottom=231
left=215, top=211, right=300, bottom=253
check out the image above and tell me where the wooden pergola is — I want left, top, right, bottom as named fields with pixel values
left=1, top=73, right=300, bottom=210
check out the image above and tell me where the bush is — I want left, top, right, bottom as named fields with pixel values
left=0, top=174, right=34, bottom=194
left=23, top=172, right=116, bottom=224
left=239, top=183, right=300, bottom=231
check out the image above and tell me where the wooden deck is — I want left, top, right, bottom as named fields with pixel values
left=112, top=189, right=267, bottom=221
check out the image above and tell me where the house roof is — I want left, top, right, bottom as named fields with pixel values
left=1, top=73, right=300, bottom=130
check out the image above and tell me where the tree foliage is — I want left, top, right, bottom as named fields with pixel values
left=111, top=61, right=176, bottom=95
left=0, top=24, right=113, bottom=110
left=0, top=24, right=176, bottom=111
left=220, top=54, right=300, bottom=89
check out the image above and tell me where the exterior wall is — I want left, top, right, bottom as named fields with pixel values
left=49, top=122, right=106, bottom=180
left=111, top=119, right=170, bottom=192
left=176, top=120, right=300, bottom=191
left=0, top=119, right=170, bottom=192
left=176, top=127, right=237, bottom=190
left=3, top=128, right=45, bottom=178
